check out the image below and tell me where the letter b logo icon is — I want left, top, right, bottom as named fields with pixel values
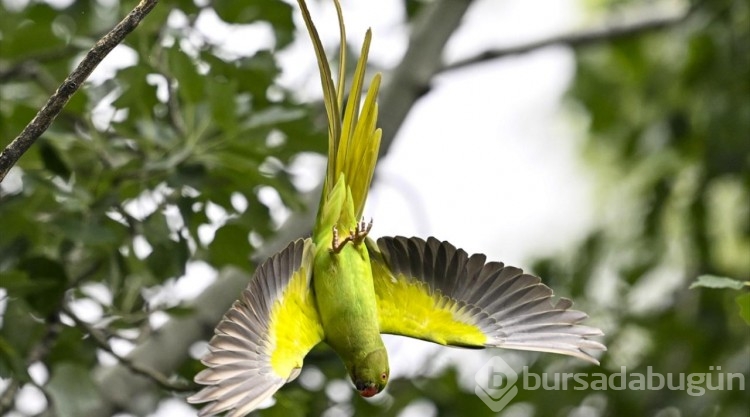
left=475, top=356, right=519, bottom=412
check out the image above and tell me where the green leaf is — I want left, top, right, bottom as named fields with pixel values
left=0, top=270, right=58, bottom=296
left=736, top=293, right=750, bottom=326
left=168, top=44, right=204, bottom=104
left=1, top=104, right=38, bottom=143
left=111, top=64, right=159, bottom=117
left=245, top=106, right=307, bottom=129
left=213, top=0, right=256, bottom=24
left=47, top=326, right=97, bottom=367
left=0, top=336, right=29, bottom=381
left=208, top=76, right=238, bottom=133
left=39, top=141, right=71, bottom=179
left=238, top=50, right=280, bottom=99
left=143, top=211, right=172, bottom=244
left=208, top=223, right=251, bottom=268
left=0, top=299, right=45, bottom=380
left=55, top=217, right=122, bottom=246
left=165, top=0, right=200, bottom=15
left=689, top=275, right=749, bottom=290
left=404, top=0, right=425, bottom=20
left=47, top=363, right=104, bottom=417
left=0, top=4, right=66, bottom=58
left=175, top=195, right=210, bottom=241
left=0, top=237, right=30, bottom=266
left=164, top=305, right=195, bottom=317
left=260, top=388, right=313, bottom=417
left=213, top=0, right=294, bottom=47
left=245, top=193, right=272, bottom=237
left=146, top=238, right=189, bottom=282
left=18, top=256, right=68, bottom=315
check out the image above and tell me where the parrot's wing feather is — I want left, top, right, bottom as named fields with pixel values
left=188, top=239, right=324, bottom=417
left=368, top=236, right=605, bottom=364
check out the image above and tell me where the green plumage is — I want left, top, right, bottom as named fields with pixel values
left=300, top=0, right=389, bottom=393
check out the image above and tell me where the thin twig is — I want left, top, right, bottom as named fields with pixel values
left=62, top=304, right=195, bottom=392
left=0, top=380, right=20, bottom=415
left=0, top=320, right=62, bottom=415
left=442, top=6, right=697, bottom=72
left=26, top=315, right=64, bottom=365
left=0, top=256, right=108, bottom=413
left=0, top=0, right=160, bottom=183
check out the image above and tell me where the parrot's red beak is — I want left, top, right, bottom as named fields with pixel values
left=359, top=385, right=378, bottom=398
left=355, top=380, right=380, bottom=397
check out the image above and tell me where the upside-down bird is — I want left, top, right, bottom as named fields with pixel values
left=187, top=1, right=605, bottom=415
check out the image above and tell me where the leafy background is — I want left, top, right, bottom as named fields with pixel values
left=0, top=0, right=748, bottom=416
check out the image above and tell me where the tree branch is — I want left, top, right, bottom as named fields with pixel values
left=377, top=0, right=475, bottom=158
left=62, top=304, right=195, bottom=393
left=0, top=258, right=103, bottom=415
left=90, top=267, right=250, bottom=416
left=0, top=0, right=160, bottom=183
left=443, top=5, right=697, bottom=72
left=0, top=380, right=19, bottom=415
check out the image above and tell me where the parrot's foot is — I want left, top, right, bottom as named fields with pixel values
left=351, top=217, right=373, bottom=245
left=331, top=225, right=353, bottom=254
left=330, top=218, right=373, bottom=253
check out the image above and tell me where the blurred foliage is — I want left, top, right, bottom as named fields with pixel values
left=530, top=0, right=750, bottom=416
left=690, top=275, right=750, bottom=324
left=0, top=0, right=748, bottom=417
left=0, top=0, right=325, bottom=412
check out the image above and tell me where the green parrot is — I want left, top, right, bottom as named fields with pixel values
left=187, top=1, right=605, bottom=415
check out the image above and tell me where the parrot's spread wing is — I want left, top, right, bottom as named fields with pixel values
left=188, top=239, right=324, bottom=417
left=368, top=236, right=605, bottom=364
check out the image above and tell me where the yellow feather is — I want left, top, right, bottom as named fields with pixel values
left=349, top=76, right=382, bottom=218
left=299, top=0, right=382, bottom=229
left=370, top=259, right=488, bottom=347
left=333, top=0, right=346, bottom=111
left=268, top=244, right=324, bottom=378
left=337, top=29, right=372, bottom=178
left=297, top=0, right=340, bottom=190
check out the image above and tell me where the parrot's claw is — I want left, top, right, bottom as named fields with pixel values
left=331, top=225, right=353, bottom=254
left=330, top=218, right=373, bottom=253
left=351, top=217, right=373, bottom=245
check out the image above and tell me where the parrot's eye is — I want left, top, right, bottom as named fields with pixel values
left=380, top=372, right=387, bottom=380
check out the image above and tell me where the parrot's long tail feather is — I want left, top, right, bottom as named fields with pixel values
left=298, top=0, right=382, bottom=228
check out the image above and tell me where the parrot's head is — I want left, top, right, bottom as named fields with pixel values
left=349, top=348, right=389, bottom=398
